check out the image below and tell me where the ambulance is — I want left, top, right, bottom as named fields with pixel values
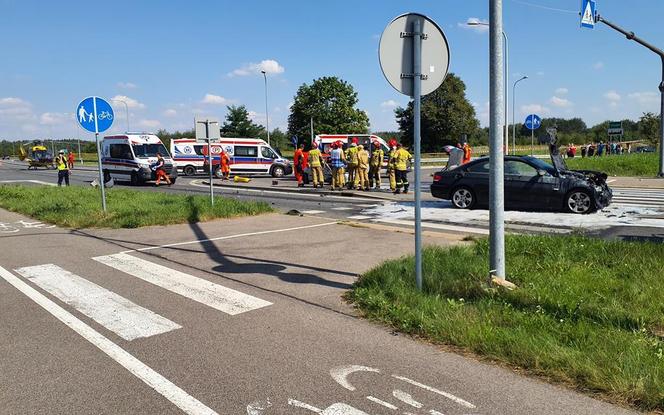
left=170, top=138, right=292, bottom=178
left=101, top=133, right=177, bottom=185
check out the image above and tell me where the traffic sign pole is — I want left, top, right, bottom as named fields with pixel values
left=531, top=128, right=534, bottom=156
left=413, top=17, right=423, bottom=291
left=92, top=97, right=107, bottom=212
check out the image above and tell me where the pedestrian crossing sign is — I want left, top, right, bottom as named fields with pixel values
left=580, top=0, right=596, bottom=29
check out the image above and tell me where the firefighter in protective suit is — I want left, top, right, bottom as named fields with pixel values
left=308, top=146, right=325, bottom=188
left=356, top=144, right=370, bottom=191
left=387, top=139, right=398, bottom=192
left=369, top=141, right=384, bottom=190
left=393, top=143, right=412, bottom=194
left=345, top=138, right=359, bottom=189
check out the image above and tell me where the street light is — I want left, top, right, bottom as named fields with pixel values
left=111, top=99, right=130, bottom=132
left=468, top=20, right=509, bottom=154
left=260, top=70, right=270, bottom=146
left=512, top=75, right=528, bottom=153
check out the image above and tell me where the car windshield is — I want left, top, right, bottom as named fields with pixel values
left=522, top=156, right=557, bottom=175
left=132, top=143, right=169, bottom=158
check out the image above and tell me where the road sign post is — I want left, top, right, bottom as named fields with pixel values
left=524, top=114, right=542, bottom=155
left=195, top=118, right=220, bottom=205
left=76, top=96, right=114, bottom=212
left=379, top=13, right=450, bottom=290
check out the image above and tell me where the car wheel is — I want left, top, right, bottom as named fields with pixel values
left=183, top=165, right=196, bottom=176
left=213, top=167, right=223, bottom=179
left=565, top=189, right=594, bottom=214
left=170, top=177, right=176, bottom=185
left=271, top=165, right=285, bottom=178
left=130, top=171, right=139, bottom=186
left=103, top=170, right=111, bottom=183
left=451, top=187, right=475, bottom=209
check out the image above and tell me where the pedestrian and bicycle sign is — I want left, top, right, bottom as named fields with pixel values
left=76, top=96, right=114, bottom=134
left=580, top=0, right=596, bottom=29
left=524, top=114, right=542, bottom=130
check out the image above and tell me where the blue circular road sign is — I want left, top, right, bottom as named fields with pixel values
left=524, top=114, right=542, bottom=130
left=76, top=96, right=114, bottom=133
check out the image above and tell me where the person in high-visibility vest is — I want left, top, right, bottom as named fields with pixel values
left=308, top=146, right=325, bottom=188
left=55, top=150, right=69, bottom=186
left=293, top=143, right=305, bottom=186
left=329, top=141, right=346, bottom=191
left=369, top=141, right=384, bottom=190
left=220, top=150, right=231, bottom=180
left=356, top=145, right=370, bottom=191
left=345, top=138, right=359, bottom=189
left=387, top=139, right=398, bottom=192
left=393, top=144, right=412, bottom=194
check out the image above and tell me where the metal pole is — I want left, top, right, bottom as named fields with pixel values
left=413, top=18, right=423, bottom=291
left=77, top=139, right=82, bottom=165
left=513, top=76, right=527, bottom=154
left=310, top=117, right=314, bottom=144
left=206, top=122, right=214, bottom=205
left=489, top=0, right=505, bottom=279
left=503, top=31, right=509, bottom=155
left=95, top=133, right=107, bottom=212
left=262, top=71, right=270, bottom=146
left=531, top=127, right=534, bottom=156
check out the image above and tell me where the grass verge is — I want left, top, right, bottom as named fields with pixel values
left=348, top=235, right=664, bottom=411
left=565, top=152, right=658, bottom=177
left=0, top=185, right=273, bottom=228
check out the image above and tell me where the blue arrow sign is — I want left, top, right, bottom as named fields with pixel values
left=524, top=114, right=542, bottom=130
left=76, top=96, right=114, bottom=134
left=580, top=0, right=596, bottom=29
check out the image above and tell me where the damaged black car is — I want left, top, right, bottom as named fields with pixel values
left=430, top=145, right=612, bottom=214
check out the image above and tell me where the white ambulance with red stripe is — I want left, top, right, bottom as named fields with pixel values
left=101, top=133, right=177, bottom=186
left=170, top=138, right=292, bottom=178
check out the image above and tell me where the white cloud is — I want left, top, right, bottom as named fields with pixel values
left=201, top=94, right=231, bottom=105
left=0, top=97, right=28, bottom=106
left=0, top=97, right=34, bottom=121
left=162, top=109, right=177, bottom=117
left=593, top=61, right=604, bottom=70
left=228, top=59, right=285, bottom=77
left=520, top=104, right=550, bottom=116
left=555, top=87, right=569, bottom=95
left=380, top=99, right=399, bottom=108
left=40, top=112, right=71, bottom=125
left=550, top=96, right=573, bottom=107
left=117, top=82, right=137, bottom=89
left=628, top=91, right=659, bottom=106
left=604, top=90, right=621, bottom=102
left=110, top=95, right=145, bottom=109
left=458, top=18, right=489, bottom=33
left=137, top=119, right=160, bottom=129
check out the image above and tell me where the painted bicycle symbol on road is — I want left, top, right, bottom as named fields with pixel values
left=0, top=220, right=56, bottom=234
left=247, top=364, right=478, bottom=415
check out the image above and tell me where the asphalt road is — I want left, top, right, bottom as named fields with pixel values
left=0, top=208, right=637, bottom=415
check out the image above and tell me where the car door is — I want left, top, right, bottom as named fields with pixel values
left=260, top=146, right=277, bottom=174
left=233, top=145, right=259, bottom=174
left=504, top=160, right=557, bottom=209
left=462, top=160, right=490, bottom=206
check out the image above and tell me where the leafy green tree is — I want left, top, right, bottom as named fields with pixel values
left=258, top=128, right=289, bottom=152
left=155, top=128, right=195, bottom=152
left=288, top=76, right=369, bottom=144
left=639, top=112, right=660, bottom=145
left=221, top=105, right=265, bottom=138
left=395, top=73, right=480, bottom=152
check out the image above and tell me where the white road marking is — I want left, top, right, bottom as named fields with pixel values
left=0, top=179, right=57, bottom=186
left=15, top=264, right=181, bottom=341
left=288, top=399, right=322, bottom=412
left=429, top=410, right=446, bottom=415
left=366, top=396, right=398, bottom=410
left=375, top=218, right=490, bottom=235
left=93, top=253, right=272, bottom=315
left=393, top=389, right=423, bottom=408
left=346, top=215, right=371, bottom=220
left=331, top=207, right=354, bottom=211
left=357, top=204, right=378, bottom=208
left=301, top=210, right=326, bottom=215
left=393, top=375, right=476, bottom=409
left=0, top=266, right=219, bottom=415
left=330, top=365, right=381, bottom=391
left=606, top=179, right=616, bottom=184
left=246, top=399, right=272, bottom=414
left=117, top=222, right=337, bottom=254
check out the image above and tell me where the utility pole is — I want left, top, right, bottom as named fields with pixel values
left=261, top=70, right=270, bottom=146
left=489, top=0, right=506, bottom=279
left=595, top=13, right=664, bottom=176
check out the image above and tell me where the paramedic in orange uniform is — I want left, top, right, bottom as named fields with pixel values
left=220, top=150, right=231, bottom=180
left=293, top=143, right=305, bottom=186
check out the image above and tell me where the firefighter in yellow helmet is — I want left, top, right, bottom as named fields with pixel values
left=308, top=145, right=325, bottom=188
left=387, top=139, right=398, bottom=192
left=393, top=143, right=412, bottom=194
left=369, top=141, right=384, bottom=190
left=356, top=144, right=370, bottom=191
left=345, top=137, right=359, bottom=190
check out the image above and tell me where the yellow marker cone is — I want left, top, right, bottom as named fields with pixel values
left=234, top=176, right=251, bottom=183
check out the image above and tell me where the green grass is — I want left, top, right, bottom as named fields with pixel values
left=566, top=152, right=659, bottom=177
left=348, top=235, right=664, bottom=411
left=0, top=185, right=273, bottom=228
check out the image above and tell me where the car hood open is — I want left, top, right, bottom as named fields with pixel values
left=550, top=144, right=608, bottom=184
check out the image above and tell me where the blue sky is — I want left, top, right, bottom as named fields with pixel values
left=1, top=0, right=663, bottom=141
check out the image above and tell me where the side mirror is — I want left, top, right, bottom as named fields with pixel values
left=537, top=169, right=546, bottom=176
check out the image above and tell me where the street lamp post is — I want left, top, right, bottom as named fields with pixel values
left=512, top=76, right=528, bottom=153
left=261, top=70, right=270, bottom=147
left=468, top=21, right=509, bottom=154
left=111, top=99, right=130, bottom=132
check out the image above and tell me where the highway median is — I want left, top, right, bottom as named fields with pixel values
left=0, top=185, right=273, bottom=228
left=348, top=234, right=664, bottom=411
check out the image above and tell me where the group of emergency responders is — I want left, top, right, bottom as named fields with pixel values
left=293, top=138, right=414, bottom=194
